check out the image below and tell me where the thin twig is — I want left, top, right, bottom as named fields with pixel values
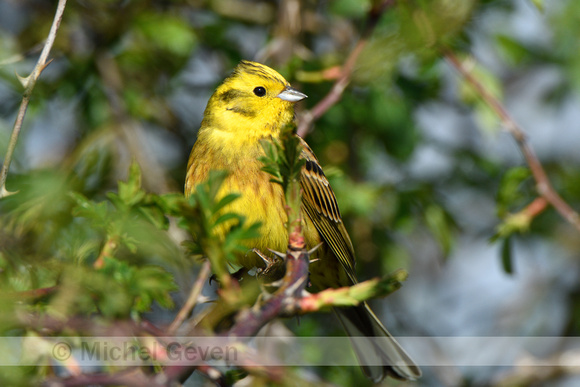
left=443, top=48, right=580, bottom=233
left=94, top=234, right=120, bottom=269
left=297, top=0, right=396, bottom=136
left=521, top=197, right=548, bottom=219
left=299, top=271, right=405, bottom=312
left=168, top=260, right=211, bottom=335
left=0, top=0, right=68, bottom=198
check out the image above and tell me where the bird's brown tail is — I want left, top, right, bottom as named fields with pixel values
left=334, top=303, right=421, bottom=382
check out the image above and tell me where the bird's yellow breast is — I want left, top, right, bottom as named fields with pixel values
left=186, top=133, right=320, bottom=270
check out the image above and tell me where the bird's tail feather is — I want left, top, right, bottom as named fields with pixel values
left=334, top=303, right=421, bottom=382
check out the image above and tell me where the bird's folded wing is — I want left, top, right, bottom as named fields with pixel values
left=298, top=136, right=357, bottom=284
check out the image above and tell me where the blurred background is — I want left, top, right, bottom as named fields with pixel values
left=2, top=0, right=580, bottom=386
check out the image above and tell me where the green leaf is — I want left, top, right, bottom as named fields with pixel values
left=100, top=258, right=176, bottom=314
left=134, top=13, right=197, bottom=56
left=214, top=193, right=241, bottom=213
left=457, top=60, right=504, bottom=133
left=139, top=206, right=169, bottom=230
left=501, top=237, right=514, bottom=274
left=424, top=204, right=454, bottom=256
left=330, top=0, right=371, bottom=18
left=530, top=0, right=544, bottom=12
left=214, top=212, right=242, bottom=227
left=117, top=162, right=145, bottom=207
left=496, top=167, right=531, bottom=217
left=157, top=193, right=188, bottom=215
left=259, top=124, right=304, bottom=193
left=222, top=221, right=262, bottom=261
left=70, top=192, right=111, bottom=229
left=493, top=211, right=531, bottom=240
left=495, top=35, right=530, bottom=66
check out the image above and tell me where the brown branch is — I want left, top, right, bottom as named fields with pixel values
left=443, top=48, right=580, bottom=233
left=0, top=0, right=68, bottom=198
left=229, top=248, right=310, bottom=337
left=158, top=248, right=309, bottom=385
left=296, top=0, right=396, bottom=136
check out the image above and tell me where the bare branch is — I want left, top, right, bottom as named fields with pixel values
left=297, top=0, right=396, bottom=136
left=443, top=48, right=580, bottom=233
left=0, top=0, right=68, bottom=198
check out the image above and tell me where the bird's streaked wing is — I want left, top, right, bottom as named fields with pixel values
left=298, top=136, right=357, bottom=284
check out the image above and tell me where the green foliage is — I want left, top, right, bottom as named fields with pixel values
left=133, top=12, right=197, bottom=57
left=501, top=236, right=514, bottom=274
left=531, top=0, right=544, bottom=12
left=424, top=204, right=455, bottom=257
left=0, top=163, right=183, bottom=321
left=0, top=155, right=270, bottom=382
left=330, top=0, right=371, bottom=18
left=259, top=123, right=305, bottom=230
left=496, top=167, right=532, bottom=218
left=457, top=60, right=505, bottom=133
left=491, top=168, right=535, bottom=274
left=356, top=0, right=476, bottom=83
left=495, top=35, right=532, bottom=66
left=259, top=124, right=305, bottom=194
left=179, top=170, right=261, bottom=275
left=100, top=258, right=175, bottom=313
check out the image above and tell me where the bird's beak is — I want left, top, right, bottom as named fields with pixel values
left=277, top=86, right=307, bottom=102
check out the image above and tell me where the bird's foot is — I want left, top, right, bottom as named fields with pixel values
left=253, top=248, right=285, bottom=280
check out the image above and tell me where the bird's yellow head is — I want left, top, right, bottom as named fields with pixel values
left=199, top=60, right=307, bottom=143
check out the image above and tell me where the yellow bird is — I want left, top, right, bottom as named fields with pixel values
left=185, top=60, right=421, bottom=381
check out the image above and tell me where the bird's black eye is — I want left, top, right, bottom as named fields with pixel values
left=253, top=86, right=266, bottom=97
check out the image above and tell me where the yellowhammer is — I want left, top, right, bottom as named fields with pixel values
left=185, top=60, right=421, bottom=381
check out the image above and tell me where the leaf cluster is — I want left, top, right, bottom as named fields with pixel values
left=178, top=170, right=261, bottom=280
left=259, top=124, right=305, bottom=196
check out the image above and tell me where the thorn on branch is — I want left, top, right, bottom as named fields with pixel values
left=0, top=0, right=68, bottom=198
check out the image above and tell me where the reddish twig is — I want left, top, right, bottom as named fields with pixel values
left=94, top=235, right=120, bottom=269
left=0, top=0, right=68, bottom=198
left=521, top=197, right=548, bottom=219
left=443, top=48, right=580, bottom=233
left=299, top=271, right=405, bottom=313
left=11, top=286, right=58, bottom=300
left=297, top=0, right=396, bottom=136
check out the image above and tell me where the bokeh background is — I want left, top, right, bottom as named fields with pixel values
left=2, top=0, right=580, bottom=386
